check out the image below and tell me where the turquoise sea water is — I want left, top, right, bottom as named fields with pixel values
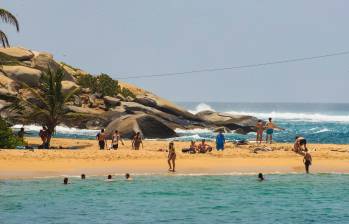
left=1, top=174, right=349, bottom=224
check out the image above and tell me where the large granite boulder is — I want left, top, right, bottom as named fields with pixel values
left=66, top=105, right=103, bottom=115
left=105, top=113, right=177, bottom=139
left=0, top=72, right=17, bottom=95
left=1, top=65, right=42, bottom=87
left=61, top=81, right=79, bottom=94
left=103, top=96, right=121, bottom=107
left=31, top=52, right=75, bottom=81
left=134, top=93, right=200, bottom=121
left=0, top=47, right=34, bottom=60
left=121, top=101, right=204, bottom=129
left=195, top=110, right=258, bottom=134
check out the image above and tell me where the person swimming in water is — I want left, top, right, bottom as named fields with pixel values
left=81, top=174, right=86, bottom=179
left=168, top=142, right=176, bottom=172
left=63, top=177, right=69, bottom=185
left=303, top=149, right=312, bottom=174
left=125, top=173, right=133, bottom=180
left=258, top=173, right=264, bottom=181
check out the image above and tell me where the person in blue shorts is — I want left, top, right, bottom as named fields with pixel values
left=265, top=117, right=285, bottom=144
left=216, top=131, right=225, bottom=151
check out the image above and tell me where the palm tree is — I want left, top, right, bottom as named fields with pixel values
left=0, top=8, right=20, bottom=47
left=7, top=66, right=79, bottom=147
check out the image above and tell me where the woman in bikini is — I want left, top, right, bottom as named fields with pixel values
left=168, top=142, right=176, bottom=172
left=132, top=132, right=143, bottom=150
left=256, top=120, right=264, bottom=144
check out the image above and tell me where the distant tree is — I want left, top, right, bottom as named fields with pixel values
left=0, top=8, right=19, bottom=48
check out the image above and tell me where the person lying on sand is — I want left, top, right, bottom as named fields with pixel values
left=198, top=140, right=212, bottom=154
left=168, top=142, right=176, bottom=172
left=293, top=136, right=308, bottom=153
left=182, top=140, right=197, bottom=154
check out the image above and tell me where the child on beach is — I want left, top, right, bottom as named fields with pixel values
left=265, top=118, right=285, bottom=144
left=256, top=120, right=264, bottom=144
left=168, top=142, right=176, bottom=172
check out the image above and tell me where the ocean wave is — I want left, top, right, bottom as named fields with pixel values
left=225, top=111, right=349, bottom=123
left=175, top=128, right=212, bottom=134
left=11, top=124, right=99, bottom=136
left=313, top=128, right=331, bottom=133
left=189, top=103, right=215, bottom=114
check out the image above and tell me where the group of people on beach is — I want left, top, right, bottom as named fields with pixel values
left=96, top=129, right=143, bottom=150
left=38, top=126, right=52, bottom=149
left=255, top=117, right=285, bottom=144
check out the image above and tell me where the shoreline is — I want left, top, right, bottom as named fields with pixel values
left=1, top=137, right=349, bottom=179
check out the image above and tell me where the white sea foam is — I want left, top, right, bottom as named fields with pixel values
left=189, top=103, right=215, bottom=114
left=175, top=128, right=212, bottom=134
left=226, top=111, right=349, bottom=123
left=11, top=124, right=99, bottom=136
left=314, top=128, right=331, bottom=133
left=188, top=103, right=349, bottom=122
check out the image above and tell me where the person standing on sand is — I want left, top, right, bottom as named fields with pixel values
left=256, top=120, right=264, bottom=144
left=96, top=129, right=107, bottom=150
left=216, top=131, right=225, bottom=151
left=132, top=132, right=143, bottom=150
left=39, top=126, right=49, bottom=149
left=111, top=130, right=124, bottom=150
left=303, top=149, right=312, bottom=174
left=168, top=142, right=176, bottom=172
left=265, top=117, right=285, bottom=144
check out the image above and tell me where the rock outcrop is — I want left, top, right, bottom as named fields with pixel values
left=2, top=65, right=42, bottom=87
left=0, top=46, right=260, bottom=138
left=195, top=110, right=258, bottom=134
left=0, top=47, right=34, bottom=60
left=105, top=114, right=177, bottom=139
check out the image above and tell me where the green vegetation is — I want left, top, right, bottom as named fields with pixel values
left=77, top=73, right=135, bottom=98
left=0, top=117, right=24, bottom=148
left=10, top=66, right=79, bottom=147
left=0, top=8, right=20, bottom=47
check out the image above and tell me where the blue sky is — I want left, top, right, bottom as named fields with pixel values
left=2, top=0, right=349, bottom=103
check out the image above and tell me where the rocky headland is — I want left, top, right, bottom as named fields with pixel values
left=0, top=47, right=258, bottom=138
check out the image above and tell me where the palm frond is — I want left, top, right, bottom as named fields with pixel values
left=0, top=8, right=19, bottom=31
left=0, top=30, right=10, bottom=48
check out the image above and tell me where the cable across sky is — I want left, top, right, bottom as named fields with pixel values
left=116, top=50, right=349, bottom=80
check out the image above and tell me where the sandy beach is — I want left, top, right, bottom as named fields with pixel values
left=1, top=137, right=349, bottom=179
